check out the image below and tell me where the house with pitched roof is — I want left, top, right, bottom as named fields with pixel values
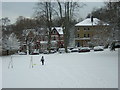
left=40, top=27, right=64, bottom=51
left=20, top=27, right=64, bottom=53
left=75, top=17, right=109, bottom=47
left=51, top=27, right=64, bottom=48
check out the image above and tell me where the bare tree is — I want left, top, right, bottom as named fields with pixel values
left=1, top=17, right=11, bottom=31
left=88, top=1, right=120, bottom=43
left=57, top=1, right=84, bottom=52
left=34, top=1, right=85, bottom=53
left=1, top=17, right=10, bottom=26
left=34, top=2, right=55, bottom=53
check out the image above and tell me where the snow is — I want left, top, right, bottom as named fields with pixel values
left=52, top=27, right=63, bottom=35
left=18, top=52, right=26, bottom=55
left=75, top=37, right=90, bottom=40
left=72, top=48, right=78, bottom=50
left=94, top=46, right=104, bottom=50
left=80, top=47, right=90, bottom=50
left=2, top=49, right=118, bottom=88
left=51, top=41, right=57, bottom=43
left=2, top=33, right=20, bottom=50
left=23, top=29, right=36, bottom=36
left=40, top=41, right=57, bottom=44
left=33, top=49, right=39, bottom=53
left=75, top=18, right=109, bottom=26
left=40, top=41, right=48, bottom=44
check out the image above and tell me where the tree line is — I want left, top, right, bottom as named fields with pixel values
left=87, top=1, right=120, bottom=42
left=1, top=2, right=85, bottom=55
left=1, top=1, right=119, bottom=55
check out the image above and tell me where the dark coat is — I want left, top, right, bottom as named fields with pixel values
left=41, top=56, right=44, bottom=62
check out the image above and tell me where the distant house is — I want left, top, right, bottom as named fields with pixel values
left=20, top=27, right=64, bottom=53
left=75, top=17, right=109, bottom=47
left=40, top=27, right=64, bottom=51
left=51, top=27, right=64, bottom=49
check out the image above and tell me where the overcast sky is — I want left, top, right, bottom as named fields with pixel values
left=2, top=2, right=105, bottom=24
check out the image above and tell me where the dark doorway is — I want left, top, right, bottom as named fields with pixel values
left=77, top=42, right=80, bottom=47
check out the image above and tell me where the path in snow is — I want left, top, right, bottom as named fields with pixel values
left=2, top=49, right=118, bottom=88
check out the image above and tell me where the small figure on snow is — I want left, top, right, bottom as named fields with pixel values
left=41, top=56, right=45, bottom=65
left=110, top=42, right=115, bottom=51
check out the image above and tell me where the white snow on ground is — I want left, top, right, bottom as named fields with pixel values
left=2, top=49, right=118, bottom=88
left=0, top=57, right=2, bottom=89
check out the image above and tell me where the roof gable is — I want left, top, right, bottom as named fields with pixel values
left=52, top=27, right=63, bottom=35
left=75, top=18, right=109, bottom=26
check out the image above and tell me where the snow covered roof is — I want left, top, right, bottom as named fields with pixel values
left=40, top=40, right=57, bottom=44
left=40, top=41, right=48, bottom=44
left=75, top=18, right=109, bottom=26
left=52, top=27, right=63, bottom=35
left=51, top=40, right=57, bottom=43
left=22, top=27, right=63, bottom=36
left=22, top=29, right=37, bottom=36
left=75, top=38, right=90, bottom=40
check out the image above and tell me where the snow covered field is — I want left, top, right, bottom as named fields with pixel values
left=2, top=49, right=118, bottom=88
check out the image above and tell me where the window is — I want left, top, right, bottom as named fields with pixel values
left=77, top=42, right=80, bottom=47
left=53, top=30, right=56, bottom=34
left=77, top=34, right=79, bottom=37
left=60, top=44, right=64, bottom=48
left=88, top=34, right=90, bottom=37
left=53, top=36, right=56, bottom=40
left=84, top=28, right=90, bottom=30
left=43, top=37, right=44, bottom=41
left=84, top=34, right=86, bottom=37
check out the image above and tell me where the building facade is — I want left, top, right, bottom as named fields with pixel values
left=51, top=27, right=64, bottom=49
left=20, top=27, right=64, bottom=53
left=75, top=18, right=109, bottom=47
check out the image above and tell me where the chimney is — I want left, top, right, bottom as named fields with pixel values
left=91, top=16, right=93, bottom=23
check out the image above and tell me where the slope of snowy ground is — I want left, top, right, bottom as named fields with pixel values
left=0, top=57, right=2, bottom=89
left=2, top=49, right=118, bottom=88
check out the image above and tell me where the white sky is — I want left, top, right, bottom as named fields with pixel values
left=1, top=1, right=107, bottom=24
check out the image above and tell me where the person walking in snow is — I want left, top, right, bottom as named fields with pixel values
left=110, top=42, right=115, bottom=51
left=41, top=56, right=44, bottom=65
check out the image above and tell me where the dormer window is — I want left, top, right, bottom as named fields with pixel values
left=58, top=29, right=61, bottom=32
left=53, top=30, right=56, bottom=34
